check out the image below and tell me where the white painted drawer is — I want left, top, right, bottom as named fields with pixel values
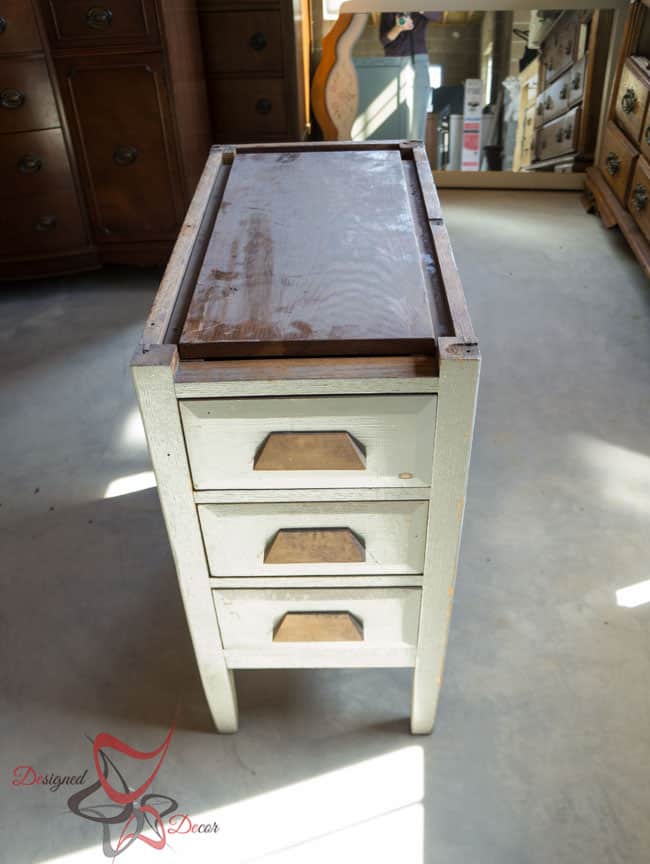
left=199, top=500, right=428, bottom=577
left=213, top=587, right=421, bottom=668
left=179, top=394, right=436, bottom=489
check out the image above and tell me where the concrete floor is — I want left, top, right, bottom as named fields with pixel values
left=1, top=191, right=649, bottom=864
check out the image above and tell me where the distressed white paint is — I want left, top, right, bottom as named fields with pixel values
left=198, top=500, right=429, bottom=577
left=213, top=587, right=421, bottom=668
left=180, top=394, right=437, bottom=490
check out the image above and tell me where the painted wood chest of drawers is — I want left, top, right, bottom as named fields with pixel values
left=132, top=141, right=480, bottom=734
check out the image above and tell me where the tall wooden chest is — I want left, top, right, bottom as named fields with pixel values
left=132, top=141, right=479, bottom=734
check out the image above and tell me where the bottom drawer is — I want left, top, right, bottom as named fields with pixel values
left=536, top=106, right=581, bottom=161
left=0, top=189, right=86, bottom=256
left=213, top=587, right=421, bottom=668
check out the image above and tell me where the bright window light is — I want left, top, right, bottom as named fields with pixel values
left=120, top=408, right=146, bottom=449
left=616, top=579, right=650, bottom=609
left=39, top=746, right=424, bottom=864
left=104, top=471, right=156, bottom=499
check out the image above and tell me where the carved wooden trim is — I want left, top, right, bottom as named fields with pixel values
left=254, top=431, right=366, bottom=471
left=273, top=612, right=364, bottom=642
left=264, top=527, right=366, bottom=564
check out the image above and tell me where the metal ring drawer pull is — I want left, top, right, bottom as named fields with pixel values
left=559, top=83, right=568, bottom=99
left=544, top=96, right=553, bottom=109
left=555, top=128, right=563, bottom=143
left=18, top=154, right=42, bottom=174
left=256, top=97, right=272, bottom=115
left=113, top=145, right=138, bottom=166
left=564, top=125, right=572, bottom=140
left=249, top=31, right=267, bottom=51
left=87, top=6, right=113, bottom=29
left=0, top=16, right=7, bottom=34
left=606, top=152, right=621, bottom=176
left=34, top=215, right=57, bottom=232
left=1, top=88, right=25, bottom=110
left=621, top=87, right=638, bottom=115
left=265, top=527, right=366, bottom=564
left=632, top=183, right=648, bottom=211
left=572, top=72, right=581, bottom=90
left=536, top=102, right=543, bottom=116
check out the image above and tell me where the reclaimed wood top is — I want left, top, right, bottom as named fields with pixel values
left=179, top=149, right=437, bottom=360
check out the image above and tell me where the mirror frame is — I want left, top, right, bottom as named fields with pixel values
left=330, top=0, right=629, bottom=189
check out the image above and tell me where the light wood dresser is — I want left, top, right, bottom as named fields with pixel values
left=132, top=141, right=480, bottom=734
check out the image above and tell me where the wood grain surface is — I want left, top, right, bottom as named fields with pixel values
left=264, top=528, right=366, bottom=564
left=273, top=612, right=364, bottom=642
left=179, top=149, right=436, bottom=358
left=254, top=431, right=366, bottom=471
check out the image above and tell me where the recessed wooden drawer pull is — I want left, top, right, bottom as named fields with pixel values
left=273, top=612, right=364, bottom=643
left=264, top=527, right=366, bottom=564
left=254, top=431, right=366, bottom=471
left=621, top=87, right=638, bottom=115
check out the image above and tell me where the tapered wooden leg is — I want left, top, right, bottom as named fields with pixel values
left=411, top=339, right=480, bottom=735
left=132, top=345, right=238, bottom=733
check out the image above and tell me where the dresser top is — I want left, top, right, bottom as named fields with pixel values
left=178, top=148, right=441, bottom=360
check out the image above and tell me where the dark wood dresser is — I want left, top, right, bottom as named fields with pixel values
left=1, top=0, right=210, bottom=280
left=585, top=1, right=650, bottom=277
left=197, top=0, right=310, bottom=144
left=524, top=10, right=611, bottom=173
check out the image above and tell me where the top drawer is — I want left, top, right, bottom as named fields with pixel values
left=200, top=10, right=283, bottom=76
left=0, top=1, right=43, bottom=55
left=615, top=58, right=650, bottom=143
left=180, top=394, right=436, bottom=489
left=41, top=0, right=159, bottom=48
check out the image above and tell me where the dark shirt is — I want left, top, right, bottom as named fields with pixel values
left=380, top=12, right=441, bottom=57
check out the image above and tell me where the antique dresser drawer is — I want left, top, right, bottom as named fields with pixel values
left=42, top=0, right=159, bottom=48
left=0, top=0, right=43, bottom=55
left=568, top=53, right=587, bottom=107
left=56, top=52, right=182, bottom=242
left=537, top=106, right=581, bottom=160
left=542, top=12, right=578, bottom=87
left=212, top=587, right=422, bottom=668
left=542, top=70, right=571, bottom=124
left=0, top=189, right=86, bottom=255
left=639, top=99, right=650, bottom=163
left=208, top=77, right=288, bottom=139
left=200, top=10, right=283, bottom=75
left=0, top=57, right=58, bottom=134
left=615, top=58, right=650, bottom=142
left=627, top=156, right=650, bottom=242
left=180, top=394, right=436, bottom=490
left=599, top=120, right=639, bottom=204
left=0, top=129, right=73, bottom=199
left=198, top=500, right=429, bottom=577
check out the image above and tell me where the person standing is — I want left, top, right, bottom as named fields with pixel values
left=379, top=12, right=442, bottom=140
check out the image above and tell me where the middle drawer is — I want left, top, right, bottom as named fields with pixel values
left=199, top=500, right=428, bottom=577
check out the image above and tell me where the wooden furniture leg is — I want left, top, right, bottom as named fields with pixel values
left=132, top=344, right=238, bottom=733
left=411, top=338, right=480, bottom=735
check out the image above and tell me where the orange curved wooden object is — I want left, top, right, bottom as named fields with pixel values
left=311, top=13, right=368, bottom=140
